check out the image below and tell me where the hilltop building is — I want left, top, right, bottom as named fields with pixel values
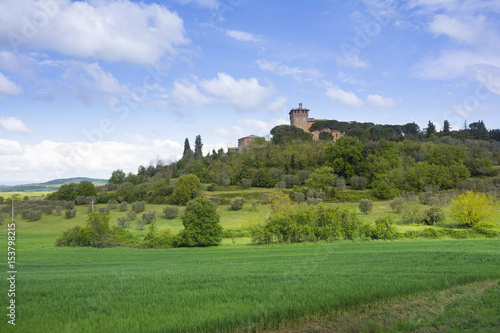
left=289, top=103, right=341, bottom=142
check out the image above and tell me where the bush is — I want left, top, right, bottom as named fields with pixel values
left=221, top=178, right=231, bottom=187
left=399, top=202, right=425, bottom=224
left=307, top=190, right=325, bottom=201
left=373, top=181, right=397, bottom=200
left=127, top=211, right=137, bottom=220
left=359, top=199, right=373, bottom=214
left=142, top=223, right=175, bottom=249
left=55, top=205, right=63, bottom=214
left=117, top=216, right=131, bottom=228
left=65, top=209, right=76, bottom=219
left=451, top=191, right=497, bottom=227
left=372, top=216, right=399, bottom=240
left=274, top=181, right=286, bottom=189
left=241, top=178, right=252, bottom=188
left=209, top=197, right=220, bottom=208
left=107, top=199, right=118, bottom=209
left=137, top=218, right=147, bottom=230
left=351, top=176, right=367, bottom=190
left=230, top=197, right=245, bottom=211
left=307, top=198, right=323, bottom=205
left=423, top=207, right=445, bottom=225
left=418, top=191, right=433, bottom=205
left=27, top=209, right=43, bottom=222
left=98, top=206, right=111, bottom=215
left=64, top=201, right=75, bottom=210
left=177, top=197, right=222, bottom=247
left=251, top=200, right=259, bottom=212
left=173, top=174, right=201, bottom=205
left=294, top=192, right=305, bottom=203
left=163, top=206, right=179, bottom=219
left=207, top=183, right=219, bottom=192
left=335, top=177, right=346, bottom=191
left=283, top=175, right=301, bottom=188
left=119, top=202, right=128, bottom=211
left=131, top=201, right=146, bottom=213
left=141, top=210, right=156, bottom=224
left=42, top=205, right=53, bottom=215
left=76, top=196, right=87, bottom=205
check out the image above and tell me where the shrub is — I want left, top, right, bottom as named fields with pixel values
left=163, top=206, right=179, bottom=219
left=173, top=174, right=201, bottom=205
left=141, top=210, right=156, bottom=224
left=177, top=197, right=222, bottom=247
left=27, top=209, right=43, bottom=222
left=65, top=209, right=76, bottom=219
left=209, top=196, right=220, bottom=208
left=127, top=211, right=137, bottom=220
left=137, top=218, right=147, bottom=230
left=76, top=196, right=87, bottom=205
left=0, top=215, right=4, bottom=225
left=399, top=202, right=425, bottom=224
left=142, top=223, right=175, bottom=249
left=373, top=181, right=397, bottom=200
left=251, top=200, right=259, bottom=212
left=207, top=183, right=219, bottom=192
left=119, top=202, right=128, bottom=211
left=283, top=175, right=301, bottom=188
left=451, top=191, right=497, bottom=227
left=98, top=206, right=111, bottom=215
left=117, top=216, right=131, bottom=228
left=42, top=205, right=53, bottom=215
left=335, top=177, right=346, bottom=191
left=221, top=178, right=231, bottom=187
left=307, top=198, right=323, bottom=205
left=107, top=199, right=118, bottom=209
left=372, top=216, right=399, bottom=240
left=423, top=207, right=445, bottom=225
left=131, top=201, right=146, bottom=213
left=359, top=199, right=373, bottom=214
left=241, top=178, right=252, bottom=188
left=351, top=176, right=367, bottom=190
left=64, top=201, right=75, bottom=210
left=294, top=192, right=305, bottom=203
left=307, top=190, right=325, bottom=201
left=55, top=205, right=63, bottom=214
left=274, top=181, right=286, bottom=189
left=418, top=191, right=433, bottom=205
left=230, top=197, right=245, bottom=211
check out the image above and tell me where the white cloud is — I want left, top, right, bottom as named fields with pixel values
left=366, top=94, right=395, bottom=108
left=256, top=59, right=323, bottom=82
left=337, top=54, right=370, bottom=69
left=238, top=119, right=274, bottom=135
left=171, top=73, right=275, bottom=112
left=0, top=73, right=22, bottom=97
left=0, top=138, right=185, bottom=183
left=428, top=14, right=481, bottom=44
left=226, top=29, right=263, bottom=42
left=268, top=96, right=288, bottom=115
left=0, top=0, right=189, bottom=65
left=0, top=117, right=31, bottom=134
left=325, top=86, right=364, bottom=108
left=174, top=0, right=219, bottom=9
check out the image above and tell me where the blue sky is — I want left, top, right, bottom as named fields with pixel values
left=1, top=0, right=500, bottom=184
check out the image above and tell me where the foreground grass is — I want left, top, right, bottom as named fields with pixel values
left=271, top=280, right=500, bottom=332
left=1, top=240, right=499, bottom=332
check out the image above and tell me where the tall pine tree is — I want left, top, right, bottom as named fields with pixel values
left=182, top=138, right=193, bottom=160
left=194, top=135, right=203, bottom=160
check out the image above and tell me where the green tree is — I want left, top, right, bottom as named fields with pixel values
left=109, top=169, right=126, bottom=184
left=270, top=125, right=313, bottom=144
left=359, top=199, right=373, bottom=214
left=442, top=120, right=451, bottom=136
left=469, top=120, right=489, bottom=140
left=178, top=197, right=222, bottom=246
left=425, top=120, right=436, bottom=137
left=46, top=183, right=77, bottom=201
left=172, top=174, right=200, bottom=205
left=194, top=135, right=203, bottom=160
left=182, top=138, right=193, bottom=160
left=325, top=136, right=363, bottom=181
left=305, top=166, right=335, bottom=191
left=75, top=180, right=97, bottom=198
left=451, top=191, right=497, bottom=227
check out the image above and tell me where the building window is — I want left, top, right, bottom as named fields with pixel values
left=303, top=118, right=305, bottom=121
left=299, top=126, right=302, bottom=129
left=295, top=118, right=298, bottom=122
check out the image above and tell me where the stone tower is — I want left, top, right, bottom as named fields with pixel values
left=289, top=103, right=310, bottom=130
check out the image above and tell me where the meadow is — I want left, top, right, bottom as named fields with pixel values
left=0, top=190, right=499, bottom=332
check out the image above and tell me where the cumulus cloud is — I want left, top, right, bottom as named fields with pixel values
left=366, top=94, right=395, bottom=108
left=0, top=138, right=185, bottom=183
left=0, top=0, right=189, bottom=65
left=428, top=14, right=481, bottom=44
left=171, top=73, right=275, bottom=112
left=0, top=73, right=22, bottom=97
left=325, top=86, right=364, bottom=108
left=0, top=117, right=31, bottom=134
left=226, top=29, right=263, bottom=42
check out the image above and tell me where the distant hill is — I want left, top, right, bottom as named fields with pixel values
left=40, top=177, right=108, bottom=186
left=0, top=177, right=108, bottom=192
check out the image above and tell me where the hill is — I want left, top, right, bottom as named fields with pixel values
left=0, top=177, right=108, bottom=192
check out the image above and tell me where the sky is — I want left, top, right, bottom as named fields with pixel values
left=1, top=0, right=500, bottom=184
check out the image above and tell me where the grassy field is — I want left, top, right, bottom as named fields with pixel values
left=0, top=193, right=499, bottom=332
left=0, top=240, right=499, bottom=332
